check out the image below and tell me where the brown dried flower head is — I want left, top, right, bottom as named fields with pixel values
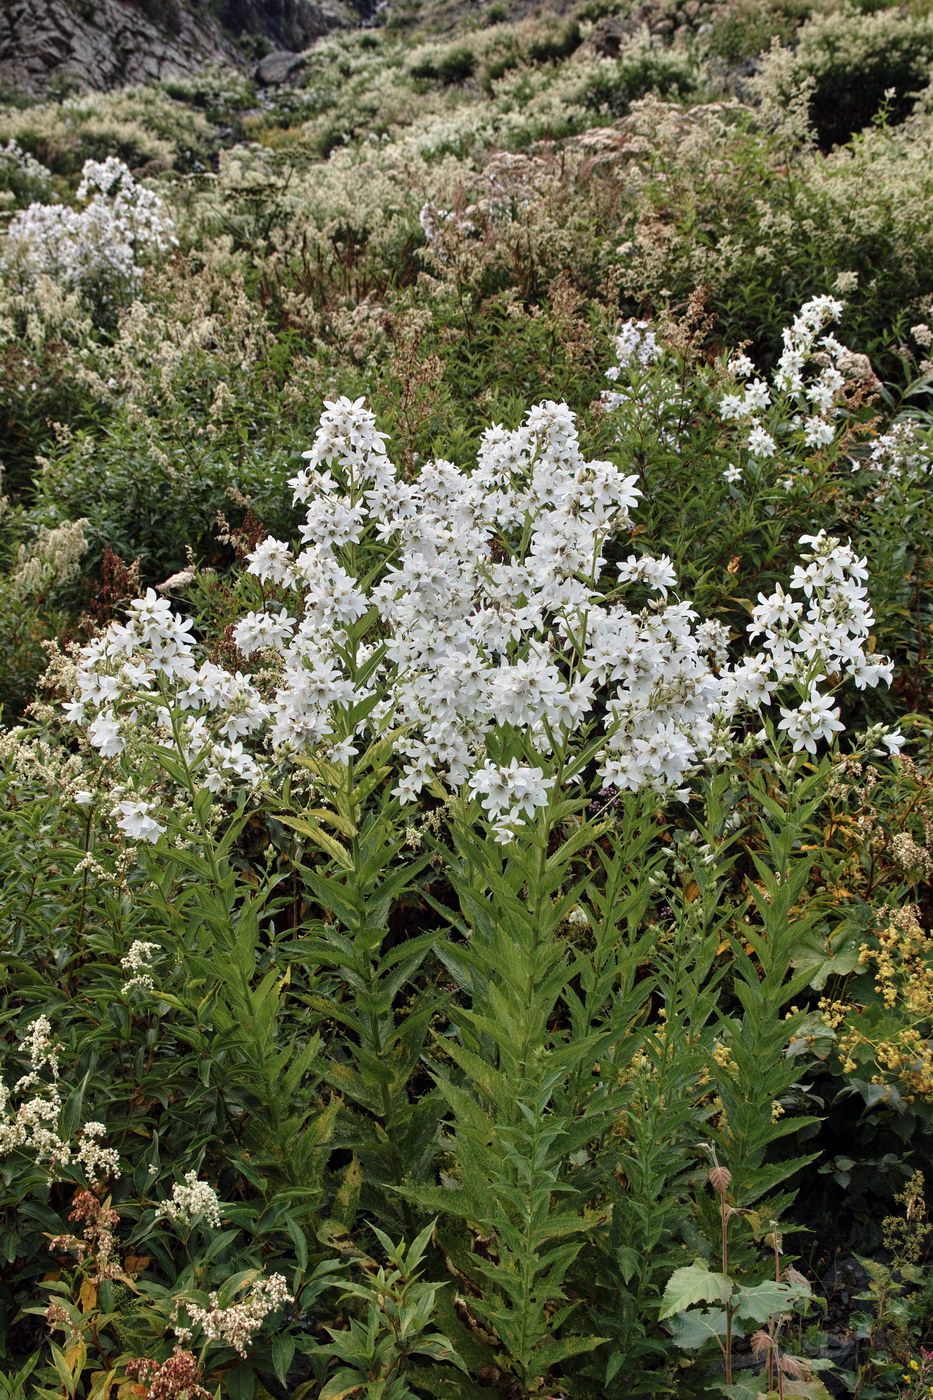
left=708, top=1165, right=732, bottom=1196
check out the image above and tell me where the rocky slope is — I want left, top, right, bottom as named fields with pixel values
left=0, top=0, right=361, bottom=98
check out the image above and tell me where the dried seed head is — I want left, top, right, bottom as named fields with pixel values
left=708, top=1165, right=732, bottom=1196
left=779, top=1354, right=812, bottom=1380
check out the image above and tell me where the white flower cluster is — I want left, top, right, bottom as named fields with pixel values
left=469, top=758, right=556, bottom=841
left=735, top=529, right=894, bottom=748
left=856, top=420, right=933, bottom=486
left=115, top=797, right=166, bottom=843
left=75, top=1120, right=121, bottom=1185
left=0, top=139, right=53, bottom=190
left=0, top=1018, right=120, bottom=1182
left=418, top=200, right=454, bottom=241
left=719, top=295, right=850, bottom=464
left=159, top=1170, right=223, bottom=1230
left=599, top=319, right=689, bottom=453
left=66, top=395, right=892, bottom=842
left=605, top=318, right=662, bottom=376
left=120, top=939, right=162, bottom=992
left=600, top=318, right=664, bottom=416
left=0, top=1016, right=63, bottom=1166
left=2, top=157, right=176, bottom=295
left=174, top=1273, right=291, bottom=1358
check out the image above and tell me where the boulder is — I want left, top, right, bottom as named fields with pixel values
left=582, top=16, right=635, bottom=59
left=255, top=48, right=308, bottom=85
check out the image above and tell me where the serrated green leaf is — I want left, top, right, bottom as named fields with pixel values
left=667, top=1306, right=729, bottom=1349
left=659, top=1261, right=733, bottom=1320
left=734, top=1279, right=810, bottom=1324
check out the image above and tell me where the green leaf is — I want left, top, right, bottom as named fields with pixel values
left=658, top=1261, right=733, bottom=1320
left=319, top=1368, right=365, bottom=1400
left=276, top=815, right=353, bottom=868
left=307, top=807, right=359, bottom=838
left=331, top=1153, right=362, bottom=1231
left=536, top=1333, right=610, bottom=1365
left=668, top=1307, right=729, bottom=1349
left=733, top=1278, right=810, bottom=1324
left=224, top=1364, right=256, bottom=1400
left=272, top=1333, right=296, bottom=1386
left=782, top=1382, right=833, bottom=1400
left=284, top=1213, right=309, bottom=1272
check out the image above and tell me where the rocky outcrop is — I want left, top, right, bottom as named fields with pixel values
left=218, top=0, right=357, bottom=52
left=0, top=0, right=361, bottom=98
left=0, top=0, right=240, bottom=96
left=254, top=49, right=308, bottom=85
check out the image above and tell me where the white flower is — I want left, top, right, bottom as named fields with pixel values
left=778, top=686, right=844, bottom=754
left=115, top=800, right=165, bottom=843
left=174, top=1273, right=291, bottom=1357
left=159, top=1170, right=222, bottom=1230
left=88, top=711, right=125, bottom=757
left=3, top=157, right=174, bottom=295
left=246, top=537, right=296, bottom=586
left=802, top=417, right=835, bottom=449
left=747, top=423, right=777, bottom=458
left=64, top=389, right=893, bottom=841
left=743, top=378, right=771, bottom=412
left=612, top=319, right=661, bottom=368
left=232, top=608, right=295, bottom=657
left=468, top=759, right=555, bottom=839
left=616, top=553, right=678, bottom=596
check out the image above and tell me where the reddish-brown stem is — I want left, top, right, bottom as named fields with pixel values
left=721, top=1196, right=733, bottom=1385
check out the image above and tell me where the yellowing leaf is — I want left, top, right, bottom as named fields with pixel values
left=308, top=807, right=358, bottom=839
left=64, top=1341, right=87, bottom=1371
left=89, top=1369, right=117, bottom=1400
left=79, top=1279, right=98, bottom=1312
left=276, top=814, right=352, bottom=868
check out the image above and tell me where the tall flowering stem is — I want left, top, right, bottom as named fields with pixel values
left=65, top=391, right=893, bottom=852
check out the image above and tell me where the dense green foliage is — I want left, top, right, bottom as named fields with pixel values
left=2, top=1, right=933, bottom=1397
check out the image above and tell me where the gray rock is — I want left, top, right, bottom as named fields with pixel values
left=221, top=0, right=360, bottom=49
left=0, top=0, right=361, bottom=98
left=255, top=49, right=308, bottom=85
left=0, top=0, right=243, bottom=97
left=581, top=16, right=635, bottom=59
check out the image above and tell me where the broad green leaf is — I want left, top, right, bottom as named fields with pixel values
left=668, top=1307, right=729, bottom=1349
left=225, top=1365, right=255, bottom=1400
left=318, top=1369, right=365, bottom=1400
left=659, top=1261, right=733, bottom=1320
left=734, top=1279, right=810, bottom=1324
left=272, top=1333, right=296, bottom=1387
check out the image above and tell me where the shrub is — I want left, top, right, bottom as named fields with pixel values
left=410, top=44, right=478, bottom=84
left=582, top=42, right=702, bottom=116
left=755, top=4, right=933, bottom=147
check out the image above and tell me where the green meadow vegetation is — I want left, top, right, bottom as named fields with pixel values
left=1, top=1, right=933, bottom=1396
